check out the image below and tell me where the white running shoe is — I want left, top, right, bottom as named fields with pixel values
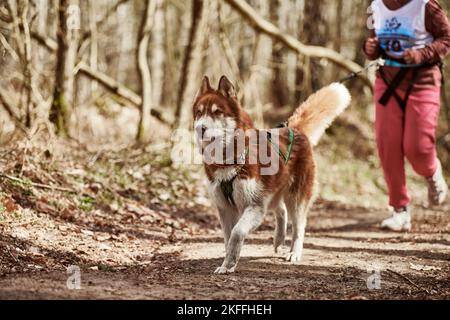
left=426, top=159, right=448, bottom=207
left=381, top=207, right=411, bottom=232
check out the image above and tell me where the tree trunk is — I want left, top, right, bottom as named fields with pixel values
left=217, top=0, right=243, bottom=96
left=294, top=0, right=305, bottom=105
left=36, top=0, right=49, bottom=91
left=151, top=0, right=164, bottom=108
left=88, top=0, right=98, bottom=93
left=334, top=0, right=343, bottom=53
left=50, top=0, right=80, bottom=136
left=331, top=0, right=344, bottom=81
left=6, top=0, right=34, bottom=128
left=161, top=2, right=181, bottom=108
left=174, top=0, right=210, bottom=130
left=20, top=1, right=33, bottom=128
left=303, top=0, right=325, bottom=92
left=270, top=0, right=288, bottom=109
left=136, top=0, right=156, bottom=143
left=237, top=0, right=255, bottom=81
left=116, top=2, right=134, bottom=84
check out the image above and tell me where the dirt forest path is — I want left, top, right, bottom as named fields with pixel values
left=1, top=202, right=449, bottom=300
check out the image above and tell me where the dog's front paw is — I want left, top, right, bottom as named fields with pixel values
left=214, top=265, right=236, bottom=274
left=286, top=252, right=302, bottom=263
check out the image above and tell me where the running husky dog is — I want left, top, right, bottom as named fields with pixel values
left=193, top=76, right=351, bottom=274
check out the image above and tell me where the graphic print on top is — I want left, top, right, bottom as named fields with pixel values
left=371, top=0, right=434, bottom=64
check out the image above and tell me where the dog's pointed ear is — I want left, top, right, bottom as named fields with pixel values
left=218, top=75, right=236, bottom=99
left=194, top=76, right=212, bottom=101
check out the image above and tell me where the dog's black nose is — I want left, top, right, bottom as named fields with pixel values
left=196, top=124, right=207, bottom=137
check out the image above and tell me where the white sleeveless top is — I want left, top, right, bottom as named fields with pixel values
left=371, top=0, right=434, bottom=65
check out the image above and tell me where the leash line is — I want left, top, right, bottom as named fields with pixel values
left=338, top=59, right=384, bottom=84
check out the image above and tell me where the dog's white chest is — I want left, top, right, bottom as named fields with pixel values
left=208, top=175, right=261, bottom=214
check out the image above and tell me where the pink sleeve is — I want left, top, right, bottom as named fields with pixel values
left=417, top=0, right=450, bottom=64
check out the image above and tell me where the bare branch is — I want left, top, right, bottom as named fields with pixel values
left=0, top=7, right=12, bottom=23
left=29, top=0, right=128, bottom=56
left=224, top=0, right=373, bottom=90
left=76, top=61, right=170, bottom=126
left=27, top=32, right=170, bottom=126
left=0, top=32, right=19, bottom=61
left=0, top=173, right=79, bottom=194
left=31, top=31, right=57, bottom=51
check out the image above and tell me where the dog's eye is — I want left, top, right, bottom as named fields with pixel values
left=196, top=110, right=202, bottom=117
left=214, top=109, right=223, bottom=115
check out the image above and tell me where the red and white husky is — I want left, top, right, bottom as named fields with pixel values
left=193, top=76, right=351, bottom=274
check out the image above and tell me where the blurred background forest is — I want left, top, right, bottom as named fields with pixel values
left=0, top=0, right=449, bottom=207
left=1, top=0, right=450, bottom=300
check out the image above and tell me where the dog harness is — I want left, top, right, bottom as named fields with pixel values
left=220, top=147, right=248, bottom=206
left=219, top=129, right=295, bottom=205
left=267, top=128, right=295, bottom=165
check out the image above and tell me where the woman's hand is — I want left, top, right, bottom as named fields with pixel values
left=365, top=37, right=379, bottom=56
left=403, top=48, right=421, bottom=65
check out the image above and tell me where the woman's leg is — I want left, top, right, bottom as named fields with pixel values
left=375, top=79, right=410, bottom=209
left=403, top=87, right=441, bottom=178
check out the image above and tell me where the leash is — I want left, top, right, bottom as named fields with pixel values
left=338, top=58, right=385, bottom=84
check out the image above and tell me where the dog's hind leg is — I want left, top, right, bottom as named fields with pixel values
left=285, top=196, right=311, bottom=263
left=272, top=202, right=287, bottom=253
left=214, top=206, right=264, bottom=274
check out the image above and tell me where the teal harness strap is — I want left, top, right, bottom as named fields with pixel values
left=267, top=128, right=295, bottom=165
left=285, top=128, right=294, bottom=164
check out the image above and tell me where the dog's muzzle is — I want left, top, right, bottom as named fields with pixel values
left=195, top=124, right=207, bottom=140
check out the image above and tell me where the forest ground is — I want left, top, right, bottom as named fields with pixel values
left=0, top=137, right=449, bottom=300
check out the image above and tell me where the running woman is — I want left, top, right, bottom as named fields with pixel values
left=364, top=0, right=450, bottom=231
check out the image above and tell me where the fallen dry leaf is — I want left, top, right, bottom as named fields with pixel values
left=2, top=197, right=18, bottom=213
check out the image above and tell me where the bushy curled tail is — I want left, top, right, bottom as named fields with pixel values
left=288, top=83, right=351, bottom=146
